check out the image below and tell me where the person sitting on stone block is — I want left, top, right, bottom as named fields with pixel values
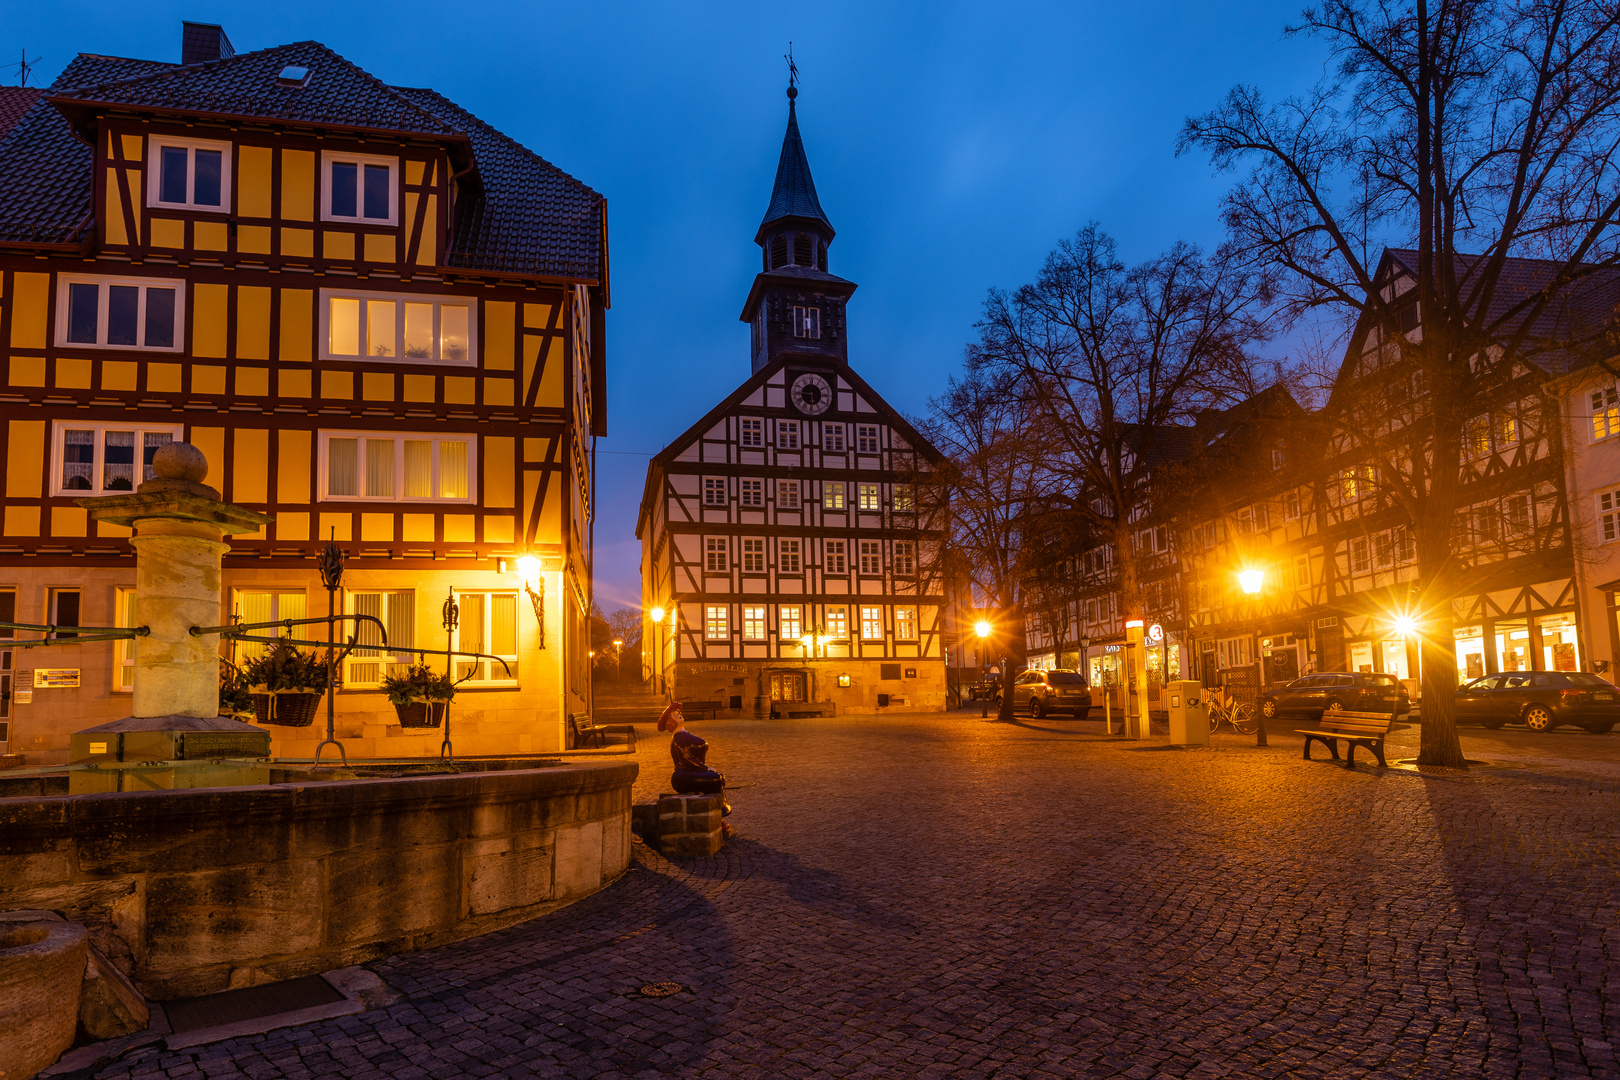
left=658, top=702, right=732, bottom=817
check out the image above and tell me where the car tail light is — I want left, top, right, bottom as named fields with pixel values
left=1560, top=689, right=1583, bottom=704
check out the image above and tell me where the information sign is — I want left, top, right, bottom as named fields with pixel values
left=34, top=669, right=81, bottom=688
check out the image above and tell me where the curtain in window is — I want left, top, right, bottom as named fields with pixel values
left=459, top=593, right=485, bottom=680
left=404, top=441, right=433, bottom=498
left=491, top=594, right=517, bottom=656
left=103, top=430, right=136, bottom=491
left=143, top=432, right=173, bottom=482
left=365, top=439, right=394, bottom=498
left=440, top=441, right=468, bottom=499
left=62, top=430, right=94, bottom=490
left=352, top=593, right=383, bottom=655
left=329, top=438, right=358, bottom=497
left=329, top=297, right=360, bottom=356
left=387, top=592, right=415, bottom=657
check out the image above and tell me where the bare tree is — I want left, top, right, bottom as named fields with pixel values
left=968, top=225, right=1272, bottom=659
left=1180, top=0, right=1620, bottom=766
left=602, top=607, right=642, bottom=683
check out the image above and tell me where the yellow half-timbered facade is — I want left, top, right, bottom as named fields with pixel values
left=0, top=24, right=607, bottom=762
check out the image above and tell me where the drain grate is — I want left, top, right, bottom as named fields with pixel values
left=638, top=981, right=683, bottom=998
left=165, top=975, right=346, bottom=1034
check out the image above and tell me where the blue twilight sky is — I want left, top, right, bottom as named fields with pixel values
left=2, top=0, right=1333, bottom=611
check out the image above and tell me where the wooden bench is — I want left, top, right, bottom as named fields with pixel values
left=1299, top=709, right=1398, bottom=768
left=569, top=712, right=636, bottom=750
left=681, top=700, right=724, bottom=720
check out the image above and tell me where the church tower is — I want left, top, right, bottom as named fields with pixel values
left=740, top=86, right=857, bottom=374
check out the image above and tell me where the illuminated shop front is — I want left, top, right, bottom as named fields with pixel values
left=1449, top=612, right=1583, bottom=679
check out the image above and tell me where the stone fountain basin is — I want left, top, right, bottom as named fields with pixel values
left=0, top=760, right=635, bottom=1000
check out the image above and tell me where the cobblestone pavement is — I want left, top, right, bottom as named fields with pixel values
left=86, top=713, right=1619, bottom=1079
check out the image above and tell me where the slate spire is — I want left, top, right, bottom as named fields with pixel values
left=756, top=86, right=834, bottom=244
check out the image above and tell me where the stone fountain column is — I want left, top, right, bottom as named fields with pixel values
left=71, top=444, right=274, bottom=757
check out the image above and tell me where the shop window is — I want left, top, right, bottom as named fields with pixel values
left=1540, top=615, right=1580, bottom=672
left=453, top=591, right=519, bottom=684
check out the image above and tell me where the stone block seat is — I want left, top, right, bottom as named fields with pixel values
left=631, top=793, right=725, bottom=857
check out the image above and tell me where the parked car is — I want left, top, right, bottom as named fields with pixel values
left=1453, top=670, right=1618, bottom=732
left=1259, top=672, right=1410, bottom=721
left=1009, top=668, right=1092, bottom=717
left=967, top=672, right=1005, bottom=702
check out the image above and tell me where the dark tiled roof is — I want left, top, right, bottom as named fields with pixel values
left=0, top=88, right=41, bottom=140
left=758, top=96, right=832, bottom=241
left=0, top=45, right=604, bottom=282
left=393, top=87, right=604, bottom=282
left=0, top=54, right=172, bottom=245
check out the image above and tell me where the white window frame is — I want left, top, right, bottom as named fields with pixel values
left=115, top=587, right=138, bottom=691
left=51, top=421, right=182, bottom=496
left=893, top=540, right=915, bottom=575
left=146, top=135, right=233, bottom=213
left=858, top=483, right=882, bottom=511
left=319, top=288, right=477, bottom=365
left=780, top=604, right=803, bottom=642
left=860, top=605, right=885, bottom=641
left=825, top=540, right=847, bottom=574
left=232, top=589, right=309, bottom=663
left=742, top=605, right=767, bottom=641
left=705, top=604, right=729, bottom=641
left=740, top=418, right=764, bottom=447
left=1284, top=490, right=1301, bottom=521
left=317, top=430, right=477, bottom=504
left=779, top=538, right=802, bottom=574
left=740, top=478, right=764, bottom=507
left=54, top=274, right=186, bottom=352
left=702, top=477, right=727, bottom=506
left=857, top=425, right=881, bottom=453
left=893, top=485, right=915, bottom=512
left=778, top=479, right=801, bottom=509
left=823, top=424, right=846, bottom=452
left=824, top=482, right=846, bottom=510
left=859, top=540, right=882, bottom=575
left=826, top=606, right=849, bottom=639
left=778, top=420, right=800, bottom=450
left=895, top=606, right=918, bottom=641
left=742, top=538, right=765, bottom=573
left=1600, top=488, right=1620, bottom=543
left=1593, top=385, right=1620, bottom=441
left=345, top=589, right=417, bottom=688
left=704, top=537, right=727, bottom=572
left=321, top=150, right=399, bottom=226
left=792, top=305, right=821, bottom=339
left=451, top=589, right=520, bottom=687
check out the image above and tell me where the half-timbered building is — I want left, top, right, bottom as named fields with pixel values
left=637, top=90, right=947, bottom=715
left=0, top=24, right=607, bottom=763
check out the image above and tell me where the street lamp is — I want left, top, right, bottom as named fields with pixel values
left=1237, top=568, right=1266, bottom=746
left=1238, top=568, right=1264, bottom=595
left=976, top=619, right=992, bottom=718
left=648, top=606, right=667, bottom=695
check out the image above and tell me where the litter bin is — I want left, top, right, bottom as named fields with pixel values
left=1166, top=679, right=1208, bottom=746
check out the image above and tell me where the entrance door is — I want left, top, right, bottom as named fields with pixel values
left=769, top=672, right=807, bottom=702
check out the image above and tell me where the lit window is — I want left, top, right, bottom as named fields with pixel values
left=115, top=587, right=141, bottom=691
left=322, top=151, right=397, bottom=225
left=825, top=540, right=847, bottom=574
left=893, top=541, right=915, bottom=575
left=780, top=539, right=801, bottom=573
left=742, top=539, right=765, bottom=572
left=778, top=480, right=801, bottom=509
left=346, top=590, right=417, bottom=686
left=705, top=605, right=729, bottom=640
left=860, top=541, right=882, bottom=574
left=1600, top=489, right=1620, bottom=542
left=742, top=606, right=767, bottom=640
left=792, top=306, right=821, bottom=339
left=52, top=422, right=179, bottom=495
left=823, top=424, right=846, bottom=452
left=1465, top=414, right=1492, bottom=457
left=780, top=605, right=803, bottom=641
left=1593, top=386, right=1620, bottom=440
left=703, top=477, right=727, bottom=505
left=826, top=606, right=848, bottom=639
left=778, top=421, right=799, bottom=450
left=322, top=290, right=474, bottom=364
left=321, top=431, right=474, bottom=503
left=893, top=485, right=915, bottom=512
left=824, top=482, right=846, bottom=510
left=147, top=136, right=230, bottom=212
left=452, top=591, right=519, bottom=684
left=895, top=607, right=918, bottom=640
left=861, top=606, right=884, bottom=640
left=705, top=537, right=727, bottom=572
left=740, top=479, right=764, bottom=507
left=857, top=425, right=881, bottom=453
left=740, top=418, right=764, bottom=447
left=858, top=484, right=881, bottom=511
left=56, top=275, right=183, bottom=351
left=234, top=590, right=308, bottom=664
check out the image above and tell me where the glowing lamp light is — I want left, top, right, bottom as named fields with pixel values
left=801, top=634, right=814, bottom=649
left=1125, top=619, right=1145, bottom=630
left=514, top=554, right=542, bottom=586
left=1393, top=616, right=1418, bottom=638
left=1238, top=569, right=1264, bottom=595
left=649, top=607, right=666, bottom=624
left=974, top=620, right=992, bottom=640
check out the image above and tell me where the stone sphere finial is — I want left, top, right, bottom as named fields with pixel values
left=152, top=442, right=208, bottom=483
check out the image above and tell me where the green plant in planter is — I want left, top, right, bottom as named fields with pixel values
left=381, top=663, right=456, bottom=705
left=219, top=660, right=254, bottom=717
left=240, top=640, right=328, bottom=693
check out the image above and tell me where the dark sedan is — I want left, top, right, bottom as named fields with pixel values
left=1260, top=672, right=1409, bottom=721
left=1454, top=670, right=1619, bottom=733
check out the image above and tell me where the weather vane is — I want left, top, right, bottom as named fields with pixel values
left=785, top=42, right=799, bottom=98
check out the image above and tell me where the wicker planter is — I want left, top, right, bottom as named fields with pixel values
left=392, top=699, right=449, bottom=728
left=250, top=689, right=325, bottom=727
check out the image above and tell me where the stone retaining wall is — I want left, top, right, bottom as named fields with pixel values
left=0, top=761, right=636, bottom=999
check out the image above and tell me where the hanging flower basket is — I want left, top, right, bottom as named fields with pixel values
left=250, top=687, right=325, bottom=727
left=383, top=664, right=455, bottom=728
left=240, top=642, right=332, bottom=728
left=393, top=698, right=441, bottom=728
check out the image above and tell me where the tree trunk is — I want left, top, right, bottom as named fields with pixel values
left=1414, top=366, right=1469, bottom=769
left=998, top=655, right=1016, bottom=724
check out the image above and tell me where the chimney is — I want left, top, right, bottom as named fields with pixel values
left=181, top=22, right=234, bottom=66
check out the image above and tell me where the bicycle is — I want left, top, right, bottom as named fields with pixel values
left=1205, top=691, right=1259, bottom=735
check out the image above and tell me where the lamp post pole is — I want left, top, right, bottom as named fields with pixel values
left=975, top=620, right=992, bottom=718
left=314, top=533, right=346, bottom=767
left=1239, top=569, right=1266, bottom=746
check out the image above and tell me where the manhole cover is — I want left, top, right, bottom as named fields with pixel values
left=639, top=981, right=683, bottom=998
